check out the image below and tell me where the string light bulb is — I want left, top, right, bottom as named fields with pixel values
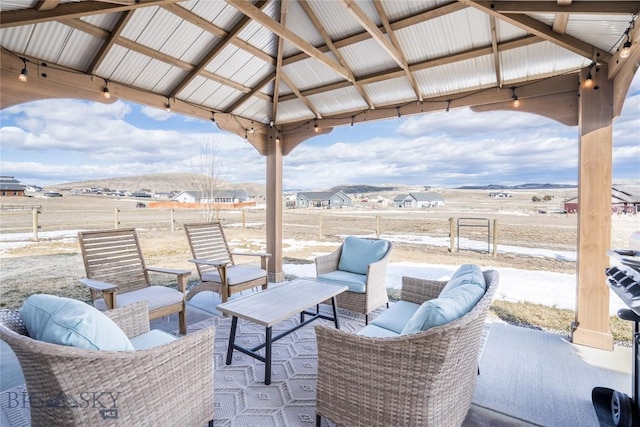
left=584, top=72, right=593, bottom=88
left=445, top=100, right=451, bottom=115
left=102, top=80, right=111, bottom=99
left=18, top=58, right=28, bottom=82
left=511, top=87, right=520, bottom=108
left=620, top=39, right=632, bottom=59
left=165, top=97, right=171, bottom=113
left=314, top=120, right=319, bottom=133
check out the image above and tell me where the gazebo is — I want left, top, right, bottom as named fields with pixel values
left=1, top=0, right=638, bottom=351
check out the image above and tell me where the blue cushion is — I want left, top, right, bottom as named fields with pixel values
left=20, top=294, right=134, bottom=351
left=440, top=264, right=486, bottom=295
left=337, top=237, right=390, bottom=275
left=370, top=301, right=420, bottom=334
left=317, top=271, right=367, bottom=293
left=129, top=329, right=177, bottom=350
left=357, top=324, right=400, bottom=338
left=400, top=265, right=487, bottom=335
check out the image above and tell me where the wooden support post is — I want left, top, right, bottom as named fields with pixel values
left=449, top=217, right=455, bottom=252
left=32, top=207, right=39, bottom=242
left=492, top=219, right=498, bottom=257
left=265, top=128, right=284, bottom=282
left=571, top=64, right=614, bottom=351
left=114, top=208, right=120, bottom=229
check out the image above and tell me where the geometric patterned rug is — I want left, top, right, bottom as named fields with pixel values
left=1, top=305, right=508, bottom=427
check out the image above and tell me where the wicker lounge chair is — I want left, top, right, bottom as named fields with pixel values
left=77, top=228, right=191, bottom=335
left=0, top=301, right=215, bottom=427
left=315, top=237, right=393, bottom=324
left=315, top=270, right=499, bottom=427
left=184, top=222, right=270, bottom=304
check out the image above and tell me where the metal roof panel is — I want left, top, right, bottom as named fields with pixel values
left=308, top=86, right=369, bottom=117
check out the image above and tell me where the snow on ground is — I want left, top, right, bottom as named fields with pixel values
left=0, top=230, right=629, bottom=315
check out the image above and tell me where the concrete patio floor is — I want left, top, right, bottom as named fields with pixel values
left=1, top=291, right=633, bottom=427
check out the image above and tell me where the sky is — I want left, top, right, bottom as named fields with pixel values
left=0, top=73, right=638, bottom=191
left=0, top=227, right=632, bottom=316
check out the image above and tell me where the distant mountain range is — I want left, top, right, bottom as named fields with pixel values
left=456, top=183, right=578, bottom=190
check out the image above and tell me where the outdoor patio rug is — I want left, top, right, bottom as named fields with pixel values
left=0, top=305, right=530, bottom=427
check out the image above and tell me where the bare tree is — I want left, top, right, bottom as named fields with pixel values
left=192, top=138, right=225, bottom=222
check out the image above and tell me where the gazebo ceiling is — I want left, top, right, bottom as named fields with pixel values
left=0, top=0, right=639, bottom=154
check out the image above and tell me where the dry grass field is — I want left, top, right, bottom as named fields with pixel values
left=1, top=183, right=638, bottom=341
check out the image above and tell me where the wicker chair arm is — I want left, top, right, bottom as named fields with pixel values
left=103, top=301, right=150, bottom=338
left=315, top=245, right=342, bottom=276
left=401, top=276, right=448, bottom=304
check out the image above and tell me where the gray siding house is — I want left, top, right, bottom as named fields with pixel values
left=393, top=192, right=444, bottom=208
left=296, top=190, right=352, bottom=208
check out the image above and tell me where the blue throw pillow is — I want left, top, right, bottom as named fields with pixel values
left=20, top=294, right=134, bottom=351
left=337, top=236, right=390, bottom=275
left=440, top=264, right=486, bottom=295
left=401, top=284, right=485, bottom=335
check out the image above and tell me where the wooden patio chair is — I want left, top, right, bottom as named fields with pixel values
left=77, top=228, right=190, bottom=334
left=184, top=222, right=270, bottom=304
left=0, top=301, right=215, bottom=427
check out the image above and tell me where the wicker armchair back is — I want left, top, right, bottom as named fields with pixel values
left=0, top=301, right=215, bottom=427
left=315, top=270, right=499, bottom=427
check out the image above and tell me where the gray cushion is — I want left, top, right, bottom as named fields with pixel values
left=202, top=265, right=266, bottom=286
left=357, top=324, right=400, bottom=338
left=94, top=286, right=183, bottom=312
left=130, top=329, right=177, bottom=350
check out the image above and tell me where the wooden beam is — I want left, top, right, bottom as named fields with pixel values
left=475, top=1, right=639, bottom=14
left=571, top=64, right=614, bottom=351
left=0, top=0, right=182, bottom=28
left=552, top=13, right=569, bottom=34
left=374, top=0, right=423, bottom=101
left=298, top=0, right=373, bottom=109
left=169, top=1, right=267, bottom=99
left=228, top=0, right=353, bottom=82
left=458, top=1, right=612, bottom=62
left=490, top=16, right=502, bottom=87
left=35, top=1, right=60, bottom=11
left=340, top=0, right=404, bottom=68
left=87, top=10, right=134, bottom=74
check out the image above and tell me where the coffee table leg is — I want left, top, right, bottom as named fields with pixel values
left=226, top=316, right=238, bottom=365
left=331, top=297, right=340, bottom=329
left=265, top=326, right=272, bottom=385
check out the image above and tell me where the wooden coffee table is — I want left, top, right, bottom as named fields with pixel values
left=216, top=278, right=348, bottom=384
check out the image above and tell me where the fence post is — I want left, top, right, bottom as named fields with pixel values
left=114, top=208, right=120, bottom=229
left=32, top=207, right=39, bottom=242
left=170, top=208, right=175, bottom=232
left=376, top=215, right=380, bottom=238
left=493, top=219, right=498, bottom=257
left=449, top=217, right=455, bottom=252
left=318, top=211, right=323, bottom=238
left=242, top=209, right=246, bottom=230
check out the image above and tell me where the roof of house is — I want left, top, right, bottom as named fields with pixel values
left=297, top=190, right=349, bottom=201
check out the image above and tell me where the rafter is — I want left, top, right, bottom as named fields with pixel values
left=0, top=0, right=182, bottom=28
left=299, top=0, right=374, bottom=109
left=489, top=16, right=502, bottom=87
left=227, top=0, right=353, bottom=82
left=373, top=0, right=423, bottom=101
left=272, top=0, right=288, bottom=123
left=458, top=0, right=612, bottom=62
left=35, top=1, right=60, bottom=11
left=339, top=0, right=404, bottom=68
left=278, top=34, right=541, bottom=103
left=472, top=1, right=639, bottom=14
left=88, top=10, right=133, bottom=74
left=168, top=1, right=268, bottom=99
